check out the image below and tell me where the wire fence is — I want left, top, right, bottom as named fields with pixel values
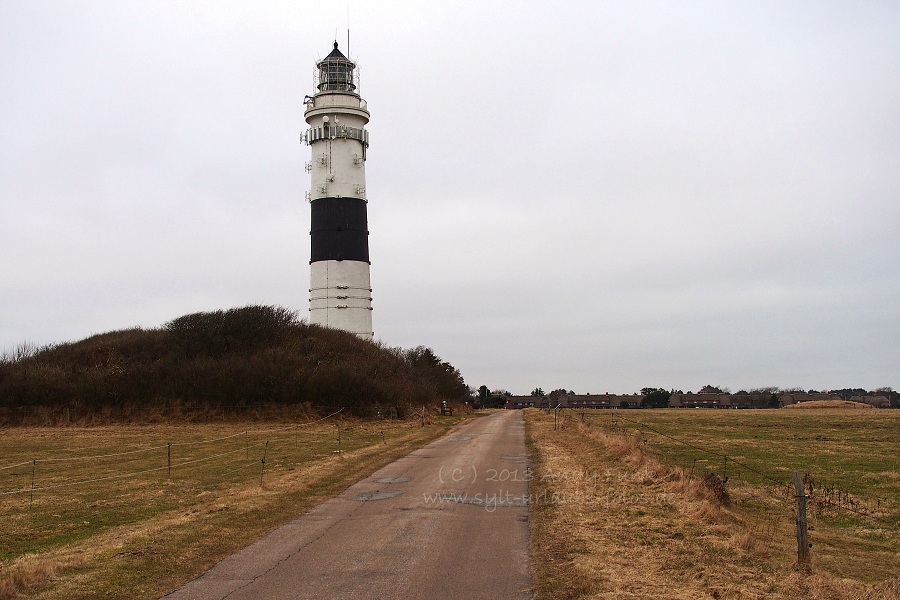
left=0, top=401, right=374, bottom=427
left=0, top=401, right=425, bottom=433
left=548, top=407, right=896, bottom=564
left=582, top=409, right=890, bottom=520
left=0, top=409, right=361, bottom=544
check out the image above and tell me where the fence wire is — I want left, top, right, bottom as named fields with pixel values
left=572, top=408, right=887, bottom=524
left=0, top=408, right=351, bottom=540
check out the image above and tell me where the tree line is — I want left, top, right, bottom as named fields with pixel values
left=478, top=383, right=898, bottom=409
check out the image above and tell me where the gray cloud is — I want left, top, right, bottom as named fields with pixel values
left=2, top=1, right=897, bottom=394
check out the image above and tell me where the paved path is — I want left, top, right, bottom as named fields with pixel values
left=163, top=410, right=533, bottom=599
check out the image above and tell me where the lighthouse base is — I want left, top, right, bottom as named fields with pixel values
left=309, top=260, right=373, bottom=340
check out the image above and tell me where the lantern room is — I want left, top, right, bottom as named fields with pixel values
left=316, top=42, right=357, bottom=93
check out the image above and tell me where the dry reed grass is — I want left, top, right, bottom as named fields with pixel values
left=0, top=556, right=62, bottom=599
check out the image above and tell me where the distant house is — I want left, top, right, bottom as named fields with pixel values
left=850, top=395, right=890, bottom=408
left=669, top=393, right=733, bottom=408
left=550, top=393, right=643, bottom=409
left=727, top=393, right=773, bottom=409
left=504, top=396, right=536, bottom=409
left=780, top=392, right=842, bottom=406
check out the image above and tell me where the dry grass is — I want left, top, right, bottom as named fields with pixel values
left=0, top=415, right=469, bottom=599
left=0, top=557, right=60, bottom=599
left=525, top=409, right=899, bottom=599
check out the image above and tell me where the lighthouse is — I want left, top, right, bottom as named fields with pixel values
left=304, top=42, right=373, bottom=340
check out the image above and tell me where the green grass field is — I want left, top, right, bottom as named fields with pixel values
left=584, top=408, right=898, bottom=508
left=0, top=415, right=467, bottom=599
left=528, top=408, right=900, bottom=598
left=573, top=407, right=899, bottom=584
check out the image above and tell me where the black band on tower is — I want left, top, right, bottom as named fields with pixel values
left=310, top=197, right=370, bottom=263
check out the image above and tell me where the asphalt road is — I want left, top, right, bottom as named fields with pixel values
left=162, top=410, right=533, bottom=599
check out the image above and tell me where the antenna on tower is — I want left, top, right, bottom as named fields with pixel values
left=346, top=4, right=350, bottom=58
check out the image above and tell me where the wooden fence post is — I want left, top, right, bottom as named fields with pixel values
left=29, top=459, right=36, bottom=513
left=260, top=441, right=269, bottom=487
left=792, top=471, right=812, bottom=571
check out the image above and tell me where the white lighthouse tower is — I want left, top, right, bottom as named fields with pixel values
left=304, top=42, right=373, bottom=340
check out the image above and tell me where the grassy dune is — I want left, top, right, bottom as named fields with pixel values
left=0, top=305, right=469, bottom=424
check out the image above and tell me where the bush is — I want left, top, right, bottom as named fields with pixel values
left=164, top=305, right=298, bottom=356
left=0, top=305, right=468, bottom=422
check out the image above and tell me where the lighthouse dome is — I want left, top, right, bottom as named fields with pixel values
left=316, top=42, right=357, bottom=92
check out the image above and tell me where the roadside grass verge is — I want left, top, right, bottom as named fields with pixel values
left=525, top=408, right=899, bottom=599
left=0, top=415, right=469, bottom=599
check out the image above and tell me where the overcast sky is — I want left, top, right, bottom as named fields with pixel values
left=1, top=1, right=898, bottom=395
